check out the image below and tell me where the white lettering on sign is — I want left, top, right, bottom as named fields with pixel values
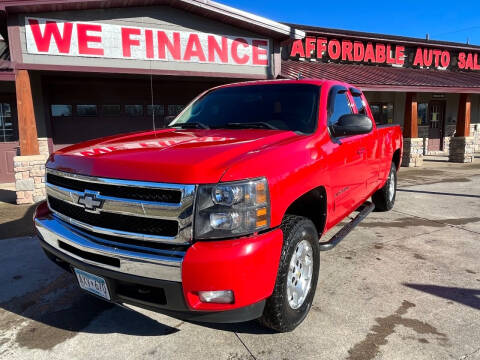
left=25, top=17, right=270, bottom=66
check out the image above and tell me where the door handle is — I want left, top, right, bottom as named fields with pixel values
left=357, top=147, right=366, bottom=155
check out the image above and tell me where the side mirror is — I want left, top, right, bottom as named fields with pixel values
left=330, top=114, right=373, bottom=137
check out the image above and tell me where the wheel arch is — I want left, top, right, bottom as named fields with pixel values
left=282, top=186, right=327, bottom=236
left=392, top=148, right=401, bottom=170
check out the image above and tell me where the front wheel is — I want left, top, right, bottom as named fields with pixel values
left=372, top=162, right=397, bottom=211
left=259, top=215, right=320, bottom=332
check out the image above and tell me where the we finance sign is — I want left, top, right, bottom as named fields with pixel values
left=25, top=17, right=270, bottom=66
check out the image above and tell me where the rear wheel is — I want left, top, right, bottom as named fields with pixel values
left=372, top=162, right=397, bottom=211
left=260, top=215, right=320, bottom=332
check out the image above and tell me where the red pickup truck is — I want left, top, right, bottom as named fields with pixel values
left=34, top=79, right=402, bottom=332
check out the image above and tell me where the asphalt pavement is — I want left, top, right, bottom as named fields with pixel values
left=0, top=158, right=479, bottom=360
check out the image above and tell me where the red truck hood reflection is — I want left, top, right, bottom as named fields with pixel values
left=47, top=128, right=298, bottom=183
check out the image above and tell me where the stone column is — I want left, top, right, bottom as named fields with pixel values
left=402, top=92, right=423, bottom=167
left=471, top=124, right=480, bottom=152
left=14, top=155, right=48, bottom=204
left=449, top=94, right=474, bottom=163
left=449, top=137, right=475, bottom=163
left=402, top=138, right=424, bottom=167
left=37, top=137, right=51, bottom=157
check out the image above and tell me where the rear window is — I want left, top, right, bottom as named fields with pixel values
left=171, top=84, right=320, bottom=134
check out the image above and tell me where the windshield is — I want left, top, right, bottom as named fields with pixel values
left=169, top=83, right=320, bottom=134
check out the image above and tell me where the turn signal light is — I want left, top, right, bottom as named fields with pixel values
left=256, top=182, right=267, bottom=204
left=256, top=207, right=268, bottom=227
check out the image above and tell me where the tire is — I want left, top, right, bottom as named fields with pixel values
left=259, top=215, right=320, bottom=332
left=372, top=162, right=397, bottom=211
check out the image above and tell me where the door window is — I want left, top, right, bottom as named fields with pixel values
left=328, top=89, right=353, bottom=127
left=351, top=93, right=367, bottom=115
left=168, top=105, right=185, bottom=116
left=147, top=105, right=165, bottom=117
left=76, top=105, right=97, bottom=117
left=429, top=104, right=441, bottom=129
left=125, top=105, right=144, bottom=117
left=102, top=105, right=121, bottom=117
left=417, top=103, right=428, bottom=125
left=51, top=105, right=72, bottom=117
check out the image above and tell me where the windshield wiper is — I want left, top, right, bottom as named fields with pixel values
left=171, top=122, right=210, bottom=129
left=225, top=122, right=279, bottom=130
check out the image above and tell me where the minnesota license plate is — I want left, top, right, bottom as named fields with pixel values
left=74, top=268, right=111, bottom=300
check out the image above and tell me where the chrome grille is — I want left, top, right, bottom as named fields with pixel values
left=45, top=168, right=196, bottom=245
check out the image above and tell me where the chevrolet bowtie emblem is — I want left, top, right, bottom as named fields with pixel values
left=78, top=191, right=103, bottom=213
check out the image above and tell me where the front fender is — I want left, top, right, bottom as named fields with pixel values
left=220, top=135, right=332, bottom=229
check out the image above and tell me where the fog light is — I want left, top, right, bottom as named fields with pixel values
left=198, top=290, right=234, bottom=304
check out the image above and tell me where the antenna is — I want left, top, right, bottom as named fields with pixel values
left=149, top=66, right=156, bottom=136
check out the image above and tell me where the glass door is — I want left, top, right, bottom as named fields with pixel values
left=427, top=101, right=445, bottom=151
left=0, top=98, right=19, bottom=183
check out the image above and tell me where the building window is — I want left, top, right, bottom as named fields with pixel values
left=147, top=105, right=165, bottom=117
left=102, top=105, right=121, bottom=117
left=167, top=105, right=185, bottom=116
left=417, top=103, right=428, bottom=125
left=51, top=105, right=72, bottom=117
left=0, top=103, right=17, bottom=142
left=125, top=105, right=144, bottom=117
left=76, top=105, right=97, bottom=117
left=370, top=103, right=394, bottom=125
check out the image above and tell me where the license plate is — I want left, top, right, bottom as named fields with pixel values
left=74, top=268, right=111, bottom=300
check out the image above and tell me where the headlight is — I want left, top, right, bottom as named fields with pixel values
left=194, top=178, right=270, bottom=239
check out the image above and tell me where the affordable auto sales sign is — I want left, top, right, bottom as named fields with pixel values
left=289, top=36, right=480, bottom=71
left=25, top=17, right=270, bottom=66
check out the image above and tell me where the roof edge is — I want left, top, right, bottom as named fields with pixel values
left=1, top=0, right=304, bottom=40
left=286, top=22, right=480, bottom=51
left=192, top=0, right=305, bottom=40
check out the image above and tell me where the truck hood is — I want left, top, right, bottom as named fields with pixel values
left=47, top=128, right=299, bottom=183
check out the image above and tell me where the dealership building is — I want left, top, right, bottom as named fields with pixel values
left=0, top=0, right=478, bottom=204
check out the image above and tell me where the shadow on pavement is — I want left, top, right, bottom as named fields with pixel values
left=0, top=188, right=16, bottom=204
left=191, top=319, right=276, bottom=335
left=398, top=188, right=480, bottom=199
left=0, top=202, right=36, bottom=239
left=423, top=158, right=448, bottom=163
left=404, top=283, right=480, bottom=310
left=0, top=268, right=179, bottom=350
left=1, top=237, right=271, bottom=351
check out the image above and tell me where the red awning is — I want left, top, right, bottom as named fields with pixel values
left=281, top=59, right=480, bottom=93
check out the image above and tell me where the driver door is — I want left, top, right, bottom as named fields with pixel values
left=327, top=86, right=369, bottom=222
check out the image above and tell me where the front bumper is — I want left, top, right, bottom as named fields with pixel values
left=35, top=209, right=283, bottom=322
left=39, top=239, right=266, bottom=323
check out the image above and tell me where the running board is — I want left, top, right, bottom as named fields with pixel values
left=319, top=202, right=375, bottom=252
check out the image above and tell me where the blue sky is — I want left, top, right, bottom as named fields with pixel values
left=221, top=1, right=480, bottom=45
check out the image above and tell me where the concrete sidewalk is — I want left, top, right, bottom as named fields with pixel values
left=0, top=160, right=479, bottom=360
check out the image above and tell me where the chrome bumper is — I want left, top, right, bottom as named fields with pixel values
left=35, top=216, right=183, bottom=282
